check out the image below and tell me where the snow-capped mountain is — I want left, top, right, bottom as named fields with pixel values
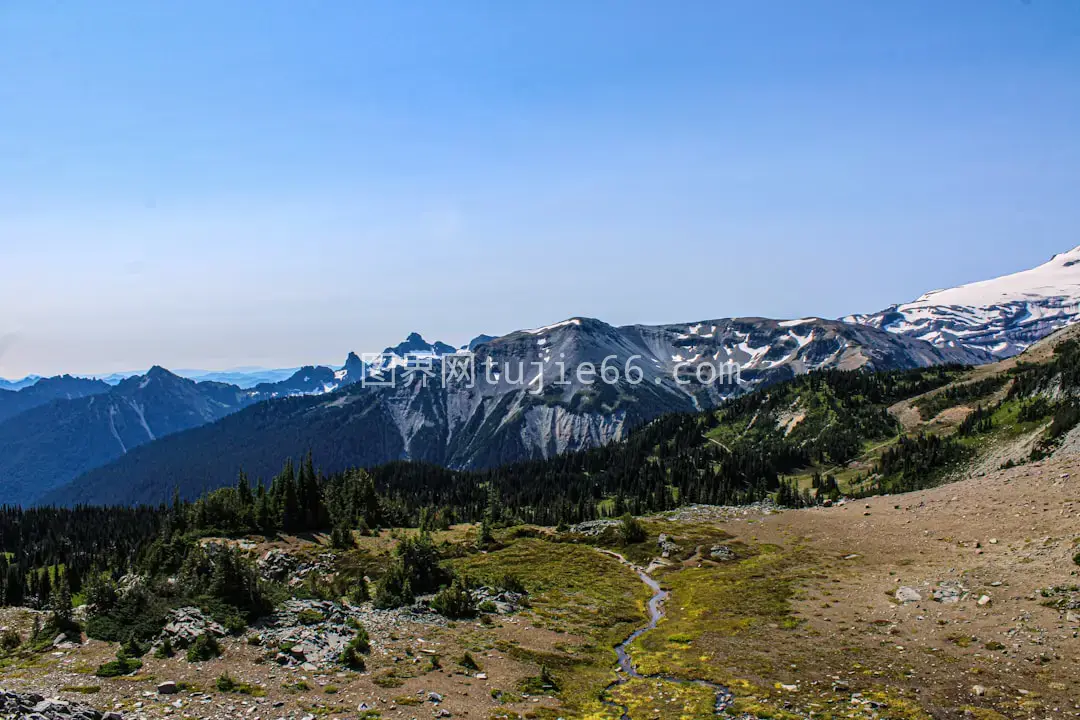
left=353, top=332, right=460, bottom=381
left=386, top=332, right=457, bottom=358
left=846, top=246, right=1080, bottom=358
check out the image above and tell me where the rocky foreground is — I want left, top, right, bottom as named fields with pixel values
left=0, top=690, right=121, bottom=720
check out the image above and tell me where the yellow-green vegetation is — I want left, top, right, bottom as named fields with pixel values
left=602, top=540, right=941, bottom=720
left=456, top=540, right=647, bottom=643
left=606, top=678, right=716, bottom=720
left=215, top=672, right=266, bottom=696
left=59, top=685, right=100, bottom=694
left=455, top=539, right=649, bottom=717
left=630, top=544, right=802, bottom=684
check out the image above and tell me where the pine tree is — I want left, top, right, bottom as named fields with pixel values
left=37, top=569, right=52, bottom=609
left=237, top=471, right=253, bottom=508
left=3, top=565, right=23, bottom=607
left=300, top=452, right=324, bottom=529
left=278, top=459, right=301, bottom=532
left=50, top=573, right=74, bottom=629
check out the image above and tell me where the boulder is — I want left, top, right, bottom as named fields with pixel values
left=257, top=549, right=298, bottom=581
left=657, top=534, right=680, bottom=558
left=932, top=581, right=966, bottom=604
left=895, top=587, right=922, bottom=604
left=156, top=607, right=226, bottom=649
left=0, top=690, right=121, bottom=719
left=709, top=545, right=736, bottom=562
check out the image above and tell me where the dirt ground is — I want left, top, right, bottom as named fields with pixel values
left=723, top=451, right=1080, bottom=718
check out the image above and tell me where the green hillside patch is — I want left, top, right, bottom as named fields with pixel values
left=607, top=677, right=717, bottom=720
left=628, top=543, right=804, bottom=687
left=454, top=539, right=649, bottom=717
left=914, top=374, right=1008, bottom=420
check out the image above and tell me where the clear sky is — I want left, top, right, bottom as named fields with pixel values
left=2, top=1, right=1079, bottom=378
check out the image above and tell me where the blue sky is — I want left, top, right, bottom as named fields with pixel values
left=2, top=1, right=1078, bottom=377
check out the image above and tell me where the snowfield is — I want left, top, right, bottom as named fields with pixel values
left=845, top=245, right=1080, bottom=358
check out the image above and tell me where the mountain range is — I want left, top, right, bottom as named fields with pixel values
left=0, top=375, right=111, bottom=426
left=90, top=367, right=305, bottom=389
left=4, top=246, right=1080, bottom=507
left=0, top=375, right=42, bottom=392
left=40, top=317, right=977, bottom=506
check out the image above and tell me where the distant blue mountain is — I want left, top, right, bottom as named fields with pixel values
left=0, top=375, right=42, bottom=391
left=91, top=367, right=301, bottom=389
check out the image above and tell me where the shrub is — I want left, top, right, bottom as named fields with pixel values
left=0, top=627, right=20, bottom=652
left=84, top=582, right=170, bottom=645
left=1074, top=552, right=1080, bottom=567
left=215, top=672, right=264, bottom=695
left=374, top=560, right=414, bottom=609
left=339, top=634, right=368, bottom=670
left=430, top=577, right=476, bottom=619
left=497, top=573, right=527, bottom=595
left=618, top=514, right=647, bottom=545
left=186, top=633, right=221, bottom=662
left=179, top=544, right=273, bottom=622
left=330, top=524, right=355, bottom=549
left=349, top=626, right=371, bottom=654
left=349, top=578, right=370, bottom=604
left=154, top=638, right=175, bottom=658
left=297, top=609, right=325, bottom=625
left=459, top=652, right=481, bottom=672
left=216, top=673, right=237, bottom=692
left=122, top=638, right=148, bottom=658
left=520, top=665, right=560, bottom=693
left=95, top=649, right=143, bottom=678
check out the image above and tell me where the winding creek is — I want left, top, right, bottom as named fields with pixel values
left=598, top=549, right=734, bottom=719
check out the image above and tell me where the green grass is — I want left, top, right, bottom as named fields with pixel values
left=95, top=655, right=143, bottom=678
left=455, top=538, right=649, bottom=718
left=608, top=677, right=717, bottom=720
left=215, top=672, right=266, bottom=696
left=631, top=544, right=803, bottom=684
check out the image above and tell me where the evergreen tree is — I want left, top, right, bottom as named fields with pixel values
left=3, top=565, right=23, bottom=607
left=50, top=573, right=74, bottom=629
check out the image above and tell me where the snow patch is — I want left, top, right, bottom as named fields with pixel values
left=525, top=318, right=582, bottom=335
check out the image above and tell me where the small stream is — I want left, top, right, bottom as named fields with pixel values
left=599, top=550, right=734, bottom=719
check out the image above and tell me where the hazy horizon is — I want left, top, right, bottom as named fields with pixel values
left=3, top=1, right=1079, bottom=378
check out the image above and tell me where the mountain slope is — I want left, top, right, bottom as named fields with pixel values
left=0, top=367, right=261, bottom=506
left=846, top=245, right=1080, bottom=358
left=49, top=316, right=984, bottom=506
left=0, top=375, right=111, bottom=425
